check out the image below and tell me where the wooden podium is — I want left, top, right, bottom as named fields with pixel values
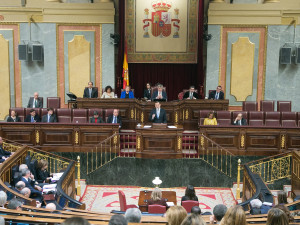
left=135, top=125, right=183, bottom=159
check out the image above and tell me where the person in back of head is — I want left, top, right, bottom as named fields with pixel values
left=210, top=204, right=227, bottom=224
left=83, top=81, right=98, bottom=98
left=181, top=213, right=206, bottom=225
left=250, top=199, right=262, bottom=215
left=273, top=204, right=294, bottom=223
left=27, top=92, right=43, bottom=108
left=19, top=164, right=28, bottom=172
left=90, top=111, right=104, bottom=123
left=219, top=205, right=246, bottom=225
left=147, top=187, right=167, bottom=207
left=7, top=110, right=21, bottom=122
left=0, top=191, right=7, bottom=209
left=181, top=185, right=198, bottom=204
left=109, top=215, right=128, bottom=225
left=7, top=199, right=22, bottom=211
left=266, top=208, right=289, bottom=225
left=41, top=108, right=57, bottom=123
left=20, top=187, right=31, bottom=198
left=166, top=206, right=187, bottom=225
left=14, top=181, right=25, bottom=193
left=62, top=217, right=91, bottom=225
left=277, top=190, right=292, bottom=205
left=191, top=206, right=201, bottom=215
left=46, top=203, right=57, bottom=211
left=125, top=208, right=142, bottom=223
left=24, top=109, right=40, bottom=123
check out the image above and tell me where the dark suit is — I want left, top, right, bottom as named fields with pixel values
left=41, top=114, right=57, bottom=123
left=21, top=177, right=43, bottom=201
left=183, top=91, right=199, bottom=99
left=25, top=114, right=41, bottom=122
left=151, top=91, right=167, bottom=101
left=37, top=169, right=50, bottom=183
left=232, top=118, right=247, bottom=126
left=144, top=89, right=151, bottom=99
left=107, top=115, right=122, bottom=127
left=208, top=90, right=224, bottom=100
left=7, top=116, right=21, bottom=122
left=90, top=117, right=104, bottom=123
left=83, top=87, right=98, bottom=98
left=0, top=145, right=11, bottom=162
left=27, top=97, right=43, bottom=108
left=149, top=108, right=167, bottom=123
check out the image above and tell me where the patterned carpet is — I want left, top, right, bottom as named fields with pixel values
left=80, top=185, right=237, bottom=213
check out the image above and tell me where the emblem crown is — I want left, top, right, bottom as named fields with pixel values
left=152, top=1, right=172, bottom=12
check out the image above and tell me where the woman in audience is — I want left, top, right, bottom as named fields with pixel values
left=120, top=86, right=134, bottom=99
left=101, top=86, right=115, bottom=98
left=181, top=185, right=198, bottom=204
left=36, top=159, right=51, bottom=183
left=143, top=82, right=152, bottom=100
left=147, top=188, right=167, bottom=206
left=277, top=191, right=292, bottom=205
left=219, top=205, right=246, bottom=225
left=273, top=204, right=294, bottom=223
left=7, top=110, right=21, bottom=122
left=266, top=208, right=289, bottom=225
left=166, top=206, right=187, bottom=225
left=203, top=112, right=217, bottom=126
left=181, top=213, right=206, bottom=225
left=0, top=191, right=7, bottom=209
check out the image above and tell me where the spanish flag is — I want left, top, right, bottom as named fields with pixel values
left=122, top=43, right=129, bottom=89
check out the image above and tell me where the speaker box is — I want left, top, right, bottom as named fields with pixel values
left=280, top=47, right=292, bottom=64
left=32, top=44, right=43, bottom=61
left=296, top=47, right=300, bottom=64
left=18, top=44, right=28, bottom=61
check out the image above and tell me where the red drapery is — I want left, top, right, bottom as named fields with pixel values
left=117, top=0, right=204, bottom=100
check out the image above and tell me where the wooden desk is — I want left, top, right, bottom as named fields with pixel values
left=76, top=98, right=229, bottom=129
left=136, top=126, right=183, bottom=159
left=138, top=190, right=177, bottom=212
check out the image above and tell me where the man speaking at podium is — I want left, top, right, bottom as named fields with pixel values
left=149, top=102, right=167, bottom=123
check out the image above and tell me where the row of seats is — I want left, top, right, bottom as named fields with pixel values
left=243, top=100, right=292, bottom=112
left=200, top=110, right=300, bottom=127
left=9, top=108, right=115, bottom=123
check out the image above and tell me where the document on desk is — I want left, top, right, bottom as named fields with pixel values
left=166, top=202, right=174, bottom=207
left=143, top=125, right=152, bottom=128
left=167, top=126, right=177, bottom=128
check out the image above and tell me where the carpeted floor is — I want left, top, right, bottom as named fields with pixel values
left=80, top=185, right=237, bottom=213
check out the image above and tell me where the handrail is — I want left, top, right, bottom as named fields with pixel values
left=199, top=133, right=235, bottom=156
left=244, top=151, right=292, bottom=166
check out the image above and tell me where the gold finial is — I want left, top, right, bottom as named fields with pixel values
left=236, top=159, right=241, bottom=200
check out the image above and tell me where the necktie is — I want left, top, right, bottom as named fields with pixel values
left=48, top=115, right=50, bottom=123
left=31, top=116, right=34, bottom=123
left=113, top=116, right=116, bottom=123
left=190, top=92, right=193, bottom=99
left=156, top=109, right=160, bottom=118
left=239, top=120, right=241, bottom=126
left=33, top=100, right=36, bottom=108
left=215, top=92, right=219, bottom=100
left=89, top=89, right=92, bottom=98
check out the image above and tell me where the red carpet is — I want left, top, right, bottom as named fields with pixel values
left=80, top=185, right=236, bottom=213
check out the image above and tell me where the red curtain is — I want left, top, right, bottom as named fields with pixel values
left=117, top=0, right=204, bottom=100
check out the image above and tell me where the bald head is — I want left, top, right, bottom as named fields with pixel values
left=20, top=187, right=31, bottom=198
left=46, top=203, right=56, bottom=211
left=15, top=181, right=25, bottom=191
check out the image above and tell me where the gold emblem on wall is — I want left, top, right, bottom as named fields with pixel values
left=75, top=131, right=79, bottom=145
left=231, top=37, right=255, bottom=101
left=137, top=136, right=141, bottom=151
left=281, top=135, right=286, bottom=149
left=177, top=136, right=182, bottom=151
left=36, top=131, right=40, bottom=144
left=241, top=134, right=245, bottom=148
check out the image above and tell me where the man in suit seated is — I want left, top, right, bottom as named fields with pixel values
left=149, top=102, right=167, bottom=123
left=208, top=85, right=224, bottom=100
left=90, top=111, right=104, bottom=123
left=42, top=108, right=57, bottom=123
left=21, top=169, right=43, bottom=201
left=183, top=86, right=200, bottom=99
left=83, top=81, right=98, bottom=98
left=25, top=109, right=40, bottom=123
left=14, top=181, right=25, bottom=194
left=151, top=84, right=167, bottom=101
left=232, top=113, right=247, bottom=126
left=107, top=109, right=122, bottom=127
left=0, top=136, right=13, bottom=163
left=27, top=92, right=43, bottom=108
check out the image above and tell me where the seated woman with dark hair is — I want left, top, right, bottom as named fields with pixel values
left=203, top=112, right=217, bottom=125
left=7, top=110, right=21, bottom=122
left=120, top=86, right=134, bottom=99
left=36, top=159, right=51, bottom=183
left=143, top=83, right=152, bottom=100
left=147, top=188, right=167, bottom=207
left=101, top=85, right=115, bottom=98
left=181, top=185, right=198, bottom=204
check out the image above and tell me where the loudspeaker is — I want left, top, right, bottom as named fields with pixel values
left=32, top=44, right=43, bottom=61
left=18, top=44, right=28, bottom=61
left=280, top=47, right=292, bottom=64
left=296, top=47, right=300, bottom=64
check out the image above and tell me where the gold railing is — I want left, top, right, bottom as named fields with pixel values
left=183, top=133, right=234, bottom=177
left=247, top=152, right=292, bottom=184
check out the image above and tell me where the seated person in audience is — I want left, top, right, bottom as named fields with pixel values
left=107, top=109, right=122, bottom=127
left=218, top=205, right=246, bottom=225
left=121, top=86, right=134, bottom=99
left=7, top=199, right=22, bottom=211
left=273, top=204, right=294, bottom=223
left=191, top=206, right=201, bottom=215
left=250, top=199, right=262, bottom=215
left=143, top=82, right=152, bottom=100
left=149, top=101, right=167, bottom=123
left=109, top=215, right=127, bottom=225
left=19, top=164, right=28, bottom=172
left=208, top=85, right=224, bottom=100
left=277, top=190, right=292, bottom=205
left=24, top=109, right=40, bottom=123
left=63, top=217, right=91, bottom=225
left=45, top=203, right=57, bottom=212
left=209, top=204, right=227, bottom=224
left=83, top=81, right=98, bottom=98
left=21, top=169, right=43, bottom=201
left=42, top=108, right=57, bottom=123
left=90, top=111, right=104, bottom=123
left=181, top=185, right=198, bottom=204
left=183, top=86, right=199, bottom=100
left=36, top=159, right=51, bottom=183
left=203, top=112, right=217, bottom=125
left=7, top=110, right=21, bottom=122
left=20, top=187, right=31, bottom=198
left=125, top=208, right=142, bottom=223
left=27, top=92, right=43, bottom=108
left=0, top=191, right=7, bottom=209
left=151, top=84, right=167, bottom=101
left=101, top=85, right=115, bottom=98
left=181, top=213, right=206, bottom=225
left=166, top=206, right=187, bottom=225
left=0, top=136, right=13, bottom=162
left=266, top=208, right=289, bottom=225
left=147, top=188, right=167, bottom=207
left=14, top=181, right=26, bottom=194
left=232, top=113, right=247, bottom=126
